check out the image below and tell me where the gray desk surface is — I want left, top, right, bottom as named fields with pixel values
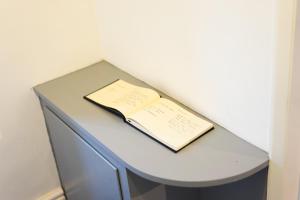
left=34, top=60, right=269, bottom=187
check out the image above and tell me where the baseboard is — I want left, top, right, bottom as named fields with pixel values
left=298, top=176, right=300, bottom=200
left=36, top=187, right=65, bottom=200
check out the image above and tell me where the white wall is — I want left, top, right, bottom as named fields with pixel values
left=267, top=0, right=298, bottom=199
left=282, top=0, right=300, bottom=198
left=93, top=0, right=274, bottom=151
left=0, top=0, right=101, bottom=199
left=282, top=38, right=300, bottom=199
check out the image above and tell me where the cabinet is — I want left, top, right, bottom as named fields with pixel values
left=35, top=60, right=269, bottom=200
left=44, top=108, right=122, bottom=200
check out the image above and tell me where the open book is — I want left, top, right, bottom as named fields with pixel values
left=84, top=80, right=213, bottom=152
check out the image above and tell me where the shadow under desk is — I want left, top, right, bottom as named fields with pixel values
left=34, top=60, right=269, bottom=200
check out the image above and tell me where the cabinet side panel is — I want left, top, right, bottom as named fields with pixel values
left=43, top=107, right=122, bottom=200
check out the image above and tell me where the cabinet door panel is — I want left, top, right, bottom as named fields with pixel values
left=44, top=108, right=122, bottom=200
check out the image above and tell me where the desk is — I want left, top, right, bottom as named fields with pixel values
left=34, top=61, right=269, bottom=200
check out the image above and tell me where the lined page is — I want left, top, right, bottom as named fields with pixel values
left=128, top=98, right=213, bottom=151
left=86, top=80, right=160, bottom=117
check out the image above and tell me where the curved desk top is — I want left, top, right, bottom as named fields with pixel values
left=34, top=61, right=269, bottom=187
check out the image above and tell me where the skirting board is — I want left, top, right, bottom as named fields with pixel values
left=298, top=176, right=300, bottom=200
left=36, top=187, right=65, bottom=200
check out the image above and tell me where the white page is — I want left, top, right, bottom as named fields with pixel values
left=86, top=80, right=160, bottom=117
left=128, top=98, right=213, bottom=150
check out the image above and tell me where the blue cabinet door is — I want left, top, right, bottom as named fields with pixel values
left=44, top=108, right=122, bottom=200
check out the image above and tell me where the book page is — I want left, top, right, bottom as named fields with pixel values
left=128, top=98, right=213, bottom=151
left=85, top=80, right=160, bottom=117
